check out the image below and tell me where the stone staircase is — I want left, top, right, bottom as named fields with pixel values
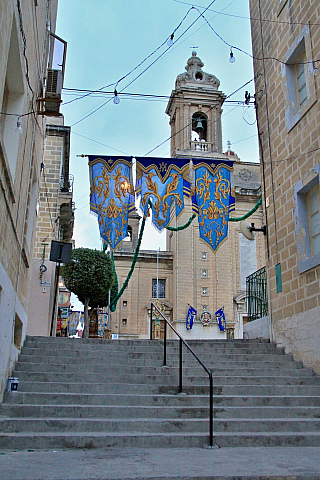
left=0, top=335, right=320, bottom=449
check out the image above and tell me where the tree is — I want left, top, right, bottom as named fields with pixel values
left=62, top=248, right=115, bottom=338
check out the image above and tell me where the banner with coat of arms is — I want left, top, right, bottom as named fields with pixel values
left=191, top=159, right=234, bottom=251
left=89, top=156, right=135, bottom=250
left=135, top=157, right=190, bottom=231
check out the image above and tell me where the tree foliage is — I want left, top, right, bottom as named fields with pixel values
left=62, top=248, right=115, bottom=337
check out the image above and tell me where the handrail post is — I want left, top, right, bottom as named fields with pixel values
left=163, top=317, right=167, bottom=366
left=209, top=373, right=213, bottom=447
left=150, top=303, right=153, bottom=340
left=179, top=337, right=183, bottom=393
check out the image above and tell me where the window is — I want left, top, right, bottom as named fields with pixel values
left=307, top=186, right=320, bottom=256
left=122, top=318, right=127, bottom=326
left=282, top=26, right=316, bottom=132
left=295, top=53, right=308, bottom=109
left=201, top=269, right=208, bottom=278
left=152, top=279, right=166, bottom=299
left=0, top=17, right=25, bottom=181
left=123, top=300, right=127, bottom=307
left=294, top=169, right=320, bottom=273
left=202, top=287, right=208, bottom=296
left=201, top=252, right=207, bottom=260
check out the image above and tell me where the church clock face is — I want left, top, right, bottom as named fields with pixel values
left=239, top=168, right=252, bottom=182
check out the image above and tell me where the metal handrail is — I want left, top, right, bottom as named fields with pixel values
left=150, top=302, right=214, bottom=447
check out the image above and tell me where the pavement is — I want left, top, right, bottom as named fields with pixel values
left=1, top=446, right=320, bottom=480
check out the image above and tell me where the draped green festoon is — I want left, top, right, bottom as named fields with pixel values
left=108, top=198, right=262, bottom=309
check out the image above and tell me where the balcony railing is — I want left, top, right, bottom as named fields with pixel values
left=190, top=141, right=213, bottom=152
left=59, top=174, right=74, bottom=194
left=246, top=266, right=268, bottom=322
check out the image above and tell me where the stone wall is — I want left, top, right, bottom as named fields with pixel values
left=249, top=0, right=320, bottom=373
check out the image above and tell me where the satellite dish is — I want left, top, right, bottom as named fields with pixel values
left=240, top=221, right=255, bottom=241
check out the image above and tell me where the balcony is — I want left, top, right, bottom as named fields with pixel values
left=190, top=141, right=213, bottom=152
left=58, top=174, right=74, bottom=242
left=59, top=174, right=74, bottom=194
left=246, top=266, right=268, bottom=322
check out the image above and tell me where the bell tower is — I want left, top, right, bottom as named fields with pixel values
left=165, top=52, right=231, bottom=336
left=165, top=51, right=226, bottom=159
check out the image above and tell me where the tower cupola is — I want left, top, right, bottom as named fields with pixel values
left=166, top=52, right=226, bottom=159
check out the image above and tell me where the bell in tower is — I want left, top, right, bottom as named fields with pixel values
left=166, top=51, right=227, bottom=159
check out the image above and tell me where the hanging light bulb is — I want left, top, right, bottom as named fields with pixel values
left=167, top=33, right=174, bottom=47
left=15, top=119, right=23, bottom=135
left=229, top=48, right=236, bottom=64
left=113, top=89, right=120, bottom=105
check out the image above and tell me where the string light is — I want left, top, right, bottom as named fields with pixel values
left=167, top=33, right=174, bottom=47
left=113, top=89, right=120, bottom=105
left=15, top=119, right=23, bottom=135
left=229, top=48, right=235, bottom=63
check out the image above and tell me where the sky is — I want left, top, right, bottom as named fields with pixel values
left=55, top=0, right=258, bottom=256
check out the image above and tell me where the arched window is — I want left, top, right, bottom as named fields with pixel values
left=192, top=112, right=207, bottom=142
left=124, top=225, right=132, bottom=241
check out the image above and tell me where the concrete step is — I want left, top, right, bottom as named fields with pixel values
left=13, top=367, right=315, bottom=380
left=2, top=403, right=320, bottom=419
left=1, top=416, right=320, bottom=434
left=9, top=381, right=320, bottom=396
left=0, top=430, right=320, bottom=449
left=21, top=343, right=283, bottom=355
left=3, top=392, right=320, bottom=407
left=17, top=352, right=297, bottom=364
left=24, top=336, right=272, bottom=345
left=11, top=371, right=320, bottom=385
left=13, top=358, right=305, bottom=373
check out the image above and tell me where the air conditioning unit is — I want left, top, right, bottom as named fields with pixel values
left=45, top=69, right=62, bottom=114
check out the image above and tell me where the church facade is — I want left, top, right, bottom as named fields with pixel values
left=112, top=53, right=265, bottom=340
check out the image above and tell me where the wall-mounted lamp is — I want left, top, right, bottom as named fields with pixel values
left=249, top=223, right=267, bottom=235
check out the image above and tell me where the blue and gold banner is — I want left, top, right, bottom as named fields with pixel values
left=89, top=156, right=135, bottom=250
left=186, top=304, right=197, bottom=330
left=191, top=159, right=234, bottom=251
left=215, top=306, right=226, bottom=332
left=135, top=157, right=190, bottom=231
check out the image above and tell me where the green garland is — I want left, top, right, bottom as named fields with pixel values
left=166, top=214, right=196, bottom=231
left=109, top=211, right=147, bottom=312
left=228, top=198, right=262, bottom=222
left=107, top=197, right=262, bottom=311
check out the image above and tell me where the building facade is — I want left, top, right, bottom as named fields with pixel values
left=0, top=0, right=68, bottom=397
left=27, top=117, right=74, bottom=337
left=249, top=0, right=320, bottom=372
left=112, top=53, right=266, bottom=340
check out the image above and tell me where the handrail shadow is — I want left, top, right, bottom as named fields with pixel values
left=150, top=302, right=214, bottom=447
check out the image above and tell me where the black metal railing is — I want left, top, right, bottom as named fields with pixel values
left=150, top=302, right=214, bottom=447
left=246, top=266, right=268, bottom=322
left=59, top=174, right=74, bottom=194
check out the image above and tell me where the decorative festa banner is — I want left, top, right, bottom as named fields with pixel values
left=215, top=306, right=226, bottom=332
left=186, top=304, right=197, bottom=330
left=89, top=156, right=135, bottom=250
left=135, top=157, right=190, bottom=231
left=191, top=159, right=235, bottom=251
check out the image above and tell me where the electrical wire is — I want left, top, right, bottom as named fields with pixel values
left=69, top=1, right=218, bottom=127
left=72, top=132, right=130, bottom=156
left=63, top=6, right=197, bottom=108
left=172, top=0, right=320, bottom=26
left=143, top=74, right=259, bottom=156
left=17, top=0, right=35, bottom=96
left=196, top=9, right=320, bottom=65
